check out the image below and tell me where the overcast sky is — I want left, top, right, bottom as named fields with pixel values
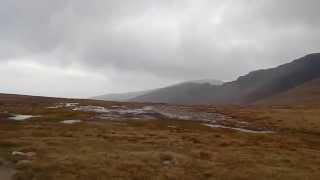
left=1, top=0, right=319, bottom=98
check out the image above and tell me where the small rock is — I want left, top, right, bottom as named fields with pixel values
left=12, top=151, right=36, bottom=159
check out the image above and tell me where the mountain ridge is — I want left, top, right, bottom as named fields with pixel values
left=93, top=79, right=223, bottom=102
left=132, top=53, right=320, bottom=105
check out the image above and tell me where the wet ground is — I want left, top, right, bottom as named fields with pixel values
left=1, top=96, right=320, bottom=180
left=1, top=102, right=273, bottom=134
left=8, top=115, right=40, bottom=121
left=69, top=103, right=273, bottom=133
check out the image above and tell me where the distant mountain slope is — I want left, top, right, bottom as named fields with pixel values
left=133, top=53, right=320, bottom=105
left=93, top=79, right=223, bottom=102
left=131, top=82, right=215, bottom=104
left=189, top=79, right=224, bottom=85
left=255, top=78, right=320, bottom=106
left=92, top=90, right=153, bottom=102
left=221, top=53, right=320, bottom=104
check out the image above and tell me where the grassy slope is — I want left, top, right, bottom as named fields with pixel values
left=255, top=78, right=320, bottom=106
left=0, top=94, right=320, bottom=180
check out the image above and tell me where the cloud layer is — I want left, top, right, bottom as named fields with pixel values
left=1, top=0, right=320, bottom=97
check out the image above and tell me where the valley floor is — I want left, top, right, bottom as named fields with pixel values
left=0, top=95, right=320, bottom=180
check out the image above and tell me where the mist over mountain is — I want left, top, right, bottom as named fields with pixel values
left=93, top=90, right=153, bottom=102
left=132, top=53, right=320, bottom=105
left=94, top=79, right=223, bottom=102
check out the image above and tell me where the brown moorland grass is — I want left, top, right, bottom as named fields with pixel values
left=0, top=94, right=320, bottom=180
left=219, top=105, right=320, bottom=135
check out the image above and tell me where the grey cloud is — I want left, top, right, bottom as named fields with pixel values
left=0, top=0, right=320, bottom=97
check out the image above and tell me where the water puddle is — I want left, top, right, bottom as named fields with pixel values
left=9, top=114, right=40, bottom=121
left=150, top=105, right=230, bottom=123
left=203, top=124, right=273, bottom=134
left=65, top=103, right=79, bottom=107
left=73, top=105, right=231, bottom=123
left=60, top=120, right=82, bottom=124
left=71, top=104, right=273, bottom=133
left=73, top=106, right=111, bottom=113
left=47, top=105, right=63, bottom=109
left=12, top=151, right=36, bottom=159
left=73, top=105, right=160, bottom=120
left=47, top=102, right=79, bottom=109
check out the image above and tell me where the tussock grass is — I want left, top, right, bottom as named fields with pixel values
left=1, top=95, right=320, bottom=179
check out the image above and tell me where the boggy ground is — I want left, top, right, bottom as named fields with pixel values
left=0, top=94, right=320, bottom=180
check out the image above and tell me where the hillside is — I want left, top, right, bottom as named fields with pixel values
left=94, top=79, right=223, bottom=102
left=221, top=53, right=320, bottom=104
left=131, top=82, right=214, bottom=104
left=255, top=78, right=320, bottom=106
left=133, top=53, right=320, bottom=105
